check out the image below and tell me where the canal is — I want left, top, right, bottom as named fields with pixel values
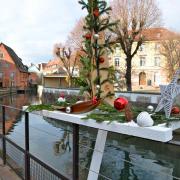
left=0, top=93, right=180, bottom=180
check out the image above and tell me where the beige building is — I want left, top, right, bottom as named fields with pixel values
left=110, top=28, right=179, bottom=91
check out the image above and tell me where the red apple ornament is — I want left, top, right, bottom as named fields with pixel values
left=114, top=97, right=128, bottom=111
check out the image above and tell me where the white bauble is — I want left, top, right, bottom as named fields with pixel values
left=147, top=105, right=154, bottom=112
left=137, top=111, right=154, bottom=127
left=93, top=34, right=99, bottom=40
left=66, top=106, right=71, bottom=113
left=57, top=97, right=66, bottom=103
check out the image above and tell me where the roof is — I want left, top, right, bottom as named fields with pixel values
left=1, top=43, right=28, bottom=73
left=140, top=28, right=180, bottom=41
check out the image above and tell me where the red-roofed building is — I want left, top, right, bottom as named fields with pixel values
left=0, top=43, right=29, bottom=90
left=111, top=28, right=180, bottom=90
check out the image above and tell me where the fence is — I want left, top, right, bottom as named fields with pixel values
left=0, top=105, right=78, bottom=180
left=0, top=105, right=180, bottom=180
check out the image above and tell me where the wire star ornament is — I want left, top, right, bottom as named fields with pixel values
left=155, top=68, right=180, bottom=118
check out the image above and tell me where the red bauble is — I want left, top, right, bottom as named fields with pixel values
left=99, top=57, right=105, bottom=63
left=84, top=33, right=92, bottom=40
left=171, top=106, right=180, bottom=114
left=114, top=97, right=128, bottom=111
left=93, top=8, right=99, bottom=17
left=92, top=96, right=98, bottom=104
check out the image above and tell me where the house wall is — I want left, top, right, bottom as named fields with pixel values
left=0, top=44, right=29, bottom=89
left=44, top=77, right=68, bottom=88
left=111, top=41, right=168, bottom=90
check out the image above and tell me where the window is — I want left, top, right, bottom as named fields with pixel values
left=139, top=44, right=145, bottom=51
left=0, top=72, right=3, bottom=79
left=114, top=57, right=120, bottom=67
left=154, top=57, right=161, bottom=66
left=10, top=72, right=15, bottom=80
left=140, top=57, right=146, bottom=66
left=0, top=52, right=4, bottom=58
left=155, top=43, right=160, bottom=50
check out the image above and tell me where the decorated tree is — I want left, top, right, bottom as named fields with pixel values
left=78, top=0, right=117, bottom=102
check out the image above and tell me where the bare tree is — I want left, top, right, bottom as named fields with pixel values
left=110, top=0, right=161, bottom=91
left=160, top=37, right=180, bottom=80
left=66, top=18, right=85, bottom=50
left=54, top=44, right=79, bottom=87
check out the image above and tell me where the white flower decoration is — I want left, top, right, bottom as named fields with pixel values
left=57, top=97, right=66, bottom=103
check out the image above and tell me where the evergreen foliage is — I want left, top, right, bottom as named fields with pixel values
left=77, top=0, right=117, bottom=98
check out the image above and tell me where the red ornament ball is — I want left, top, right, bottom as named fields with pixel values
left=171, top=106, right=180, bottom=114
left=114, top=97, right=128, bottom=111
left=84, top=33, right=92, bottom=40
left=93, top=8, right=99, bottom=17
left=92, top=96, right=98, bottom=105
left=99, top=57, right=105, bottom=63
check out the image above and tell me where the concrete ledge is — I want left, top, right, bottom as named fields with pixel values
left=39, top=110, right=180, bottom=142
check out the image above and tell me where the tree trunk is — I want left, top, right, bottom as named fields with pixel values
left=125, top=56, right=132, bottom=91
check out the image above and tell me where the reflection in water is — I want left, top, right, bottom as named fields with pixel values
left=53, top=131, right=71, bottom=155
left=0, top=94, right=180, bottom=180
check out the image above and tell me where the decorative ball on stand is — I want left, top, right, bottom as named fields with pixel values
left=147, top=105, right=154, bottom=112
left=66, top=107, right=71, bottom=113
left=114, top=97, right=128, bottom=111
left=171, top=106, right=180, bottom=114
left=93, top=34, right=99, bottom=40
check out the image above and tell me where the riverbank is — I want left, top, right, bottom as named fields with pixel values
left=0, top=158, right=20, bottom=180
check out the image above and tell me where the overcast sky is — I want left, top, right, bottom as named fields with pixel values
left=0, top=0, right=180, bottom=66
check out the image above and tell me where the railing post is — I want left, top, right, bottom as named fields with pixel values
left=25, top=112, right=30, bottom=180
left=2, top=106, right=6, bottom=165
left=72, top=124, right=79, bottom=180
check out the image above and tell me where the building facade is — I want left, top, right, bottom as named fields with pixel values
left=111, top=28, right=179, bottom=90
left=0, top=43, right=29, bottom=89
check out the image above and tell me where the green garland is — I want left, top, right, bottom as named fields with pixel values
left=26, top=103, right=180, bottom=126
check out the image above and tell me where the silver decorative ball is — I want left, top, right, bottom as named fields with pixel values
left=66, top=106, right=71, bottom=113
left=93, top=34, right=99, bottom=40
left=96, top=85, right=100, bottom=89
left=147, top=105, right=154, bottom=112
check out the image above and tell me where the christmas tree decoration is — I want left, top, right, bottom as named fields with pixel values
left=147, top=105, right=154, bottom=112
left=96, top=85, right=100, bottom=90
left=171, top=106, right=180, bottom=114
left=155, top=68, right=180, bottom=118
left=92, top=96, right=98, bottom=104
left=93, top=34, right=99, bottom=40
left=136, top=112, right=154, bottom=127
left=84, top=33, right=92, bottom=40
left=114, top=97, right=128, bottom=111
left=66, top=107, right=71, bottom=113
left=99, top=57, right=105, bottom=63
left=93, top=8, right=99, bottom=17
